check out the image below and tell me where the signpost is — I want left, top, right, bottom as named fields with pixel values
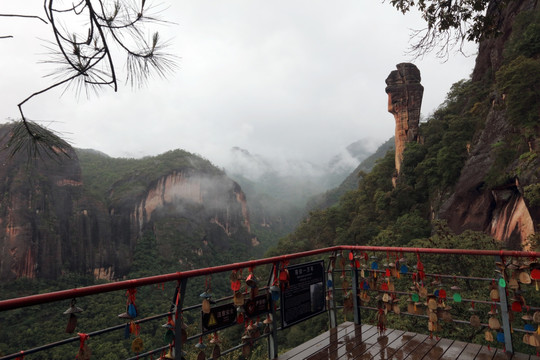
left=202, top=303, right=237, bottom=333
left=281, top=260, right=325, bottom=328
left=201, top=294, right=270, bottom=333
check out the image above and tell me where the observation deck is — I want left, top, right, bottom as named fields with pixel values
left=0, top=245, right=539, bottom=359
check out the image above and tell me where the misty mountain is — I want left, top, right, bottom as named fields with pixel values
left=225, top=138, right=381, bottom=200
left=306, top=137, right=395, bottom=211
left=222, top=139, right=383, bottom=244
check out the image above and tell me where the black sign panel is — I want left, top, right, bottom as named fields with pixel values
left=201, top=303, right=237, bottom=332
left=281, top=260, right=325, bottom=328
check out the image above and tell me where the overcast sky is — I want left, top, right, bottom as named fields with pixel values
left=0, top=1, right=477, bottom=168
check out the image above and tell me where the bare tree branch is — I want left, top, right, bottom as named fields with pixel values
left=0, top=13, right=48, bottom=24
left=5, top=0, right=176, bottom=158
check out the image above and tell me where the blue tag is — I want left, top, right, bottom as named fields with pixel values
left=363, top=281, right=370, bottom=290
left=128, top=303, right=137, bottom=318
left=400, top=264, right=408, bottom=274
left=496, top=332, right=504, bottom=343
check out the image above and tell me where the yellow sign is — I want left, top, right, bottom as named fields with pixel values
left=208, top=313, right=217, bottom=326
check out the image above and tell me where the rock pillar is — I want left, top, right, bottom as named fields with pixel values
left=385, top=63, right=424, bottom=182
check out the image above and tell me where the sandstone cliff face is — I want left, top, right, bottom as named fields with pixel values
left=385, top=63, right=424, bottom=180
left=0, top=124, right=251, bottom=280
left=439, top=108, right=537, bottom=247
left=130, top=171, right=250, bottom=235
left=0, top=124, right=106, bottom=279
left=439, top=0, right=539, bottom=247
left=110, top=169, right=251, bottom=264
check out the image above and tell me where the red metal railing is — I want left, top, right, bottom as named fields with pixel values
left=0, top=245, right=538, bottom=359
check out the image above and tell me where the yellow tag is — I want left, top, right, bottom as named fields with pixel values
left=131, top=337, right=144, bottom=353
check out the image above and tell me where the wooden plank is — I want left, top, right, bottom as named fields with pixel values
left=347, top=328, right=402, bottom=359
left=391, top=333, right=429, bottom=360
left=510, top=353, right=530, bottom=360
left=381, top=331, right=422, bottom=359
left=403, top=335, right=440, bottom=359
left=277, top=322, right=353, bottom=359
left=336, top=325, right=380, bottom=359
left=300, top=323, right=374, bottom=360
left=334, top=324, right=379, bottom=359
left=439, top=340, right=467, bottom=359
left=367, top=330, right=407, bottom=359
left=307, top=323, right=368, bottom=360
left=422, top=337, right=455, bottom=359
left=455, top=342, right=482, bottom=359
left=475, top=345, right=496, bottom=360
left=492, top=348, right=512, bottom=360
left=380, top=332, right=419, bottom=360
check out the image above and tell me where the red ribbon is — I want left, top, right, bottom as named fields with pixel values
left=77, top=333, right=89, bottom=350
left=15, top=351, right=24, bottom=360
left=127, top=288, right=137, bottom=304
left=205, top=275, right=211, bottom=291
left=175, top=282, right=181, bottom=320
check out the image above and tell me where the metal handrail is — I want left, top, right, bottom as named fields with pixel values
left=0, top=245, right=534, bottom=311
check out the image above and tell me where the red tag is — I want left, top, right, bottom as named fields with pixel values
left=511, top=301, right=522, bottom=312
left=231, top=280, right=241, bottom=291
left=237, top=312, right=244, bottom=324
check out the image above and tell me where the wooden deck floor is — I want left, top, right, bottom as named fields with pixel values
left=277, top=322, right=540, bottom=360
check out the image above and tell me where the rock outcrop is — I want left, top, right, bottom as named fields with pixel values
left=439, top=0, right=539, bottom=247
left=385, top=63, right=424, bottom=182
left=438, top=108, right=537, bottom=248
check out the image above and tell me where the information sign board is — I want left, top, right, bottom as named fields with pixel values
left=281, top=260, right=325, bottom=328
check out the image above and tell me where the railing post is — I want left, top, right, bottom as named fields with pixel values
left=268, top=263, right=279, bottom=359
left=351, top=254, right=361, bottom=325
left=173, top=278, right=188, bottom=360
left=495, top=256, right=513, bottom=354
left=327, top=252, right=337, bottom=329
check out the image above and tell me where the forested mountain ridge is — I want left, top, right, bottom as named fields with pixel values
left=269, top=0, right=540, bottom=255
left=0, top=131, right=253, bottom=281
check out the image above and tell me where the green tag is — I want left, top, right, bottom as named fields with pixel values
left=453, top=293, right=462, bottom=303
left=412, top=293, right=419, bottom=302
left=164, top=329, right=174, bottom=344
left=498, top=278, right=506, bottom=288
